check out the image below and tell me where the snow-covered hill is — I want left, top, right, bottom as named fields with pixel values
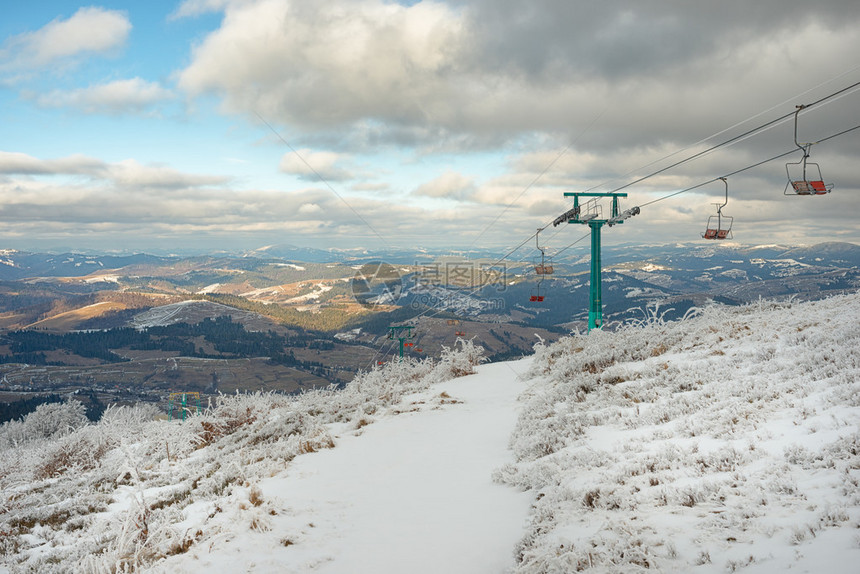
left=2, top=294, right=859, bottom=573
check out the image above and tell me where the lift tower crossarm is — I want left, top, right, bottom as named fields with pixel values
left=562, top=192, right=628, bottom=224
left=558, top=192, right=636, bottom=331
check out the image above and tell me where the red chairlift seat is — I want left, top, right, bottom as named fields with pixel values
left=790, top=179, right=832, bottom=195
left=702, top=226, right=732, bottom=240
left=810, top=180, right=831, bottom=194
left=701, top=209, right=732, bottom=241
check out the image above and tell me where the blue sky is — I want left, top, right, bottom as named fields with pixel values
left=1, top=0, right=860, bottom=255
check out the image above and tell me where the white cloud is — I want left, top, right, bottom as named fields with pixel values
left=178, top=0, right=468, bottom=133
left=279, top=149, right=354, bottom=182
left=0, top=7, right=130, bottom=70
left=412, top=171, right=476, bottom=200
left=30, top=78, right=173, bottom=115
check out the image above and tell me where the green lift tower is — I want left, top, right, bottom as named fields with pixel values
left=553, top=192, right=639, bottom=330
left=387, top=324, right=415, bottom=361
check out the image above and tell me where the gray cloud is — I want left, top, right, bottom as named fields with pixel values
left=0, top=152, right=229, bottom=189
left=177, top=0, right=860, bottom=151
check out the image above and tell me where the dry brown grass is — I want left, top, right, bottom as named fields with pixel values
left=249, top=485, right=264, bottom=507
left=25, top=301, right=129, bottom=331
left=197, top=407, right=258, bottom=447
left=35, top=437, right=112, bottom=480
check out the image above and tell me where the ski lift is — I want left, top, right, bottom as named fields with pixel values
left=455, top=330, right=466, bottom=337
left=701, top=177, right=734, bottom=240
left=533, top=227, right=554, bottom=275
left=785, top=105, right=833, bottom=196
left=529, top=228, right=552, bottom=303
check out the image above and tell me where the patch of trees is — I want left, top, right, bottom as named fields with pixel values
left=4, top=328, right=143, bottom=363
left=0, top=351, right=49, bottom=365
left=309, top=340, right=335, bottom=350
left=0, top=317, right=350, bottom=381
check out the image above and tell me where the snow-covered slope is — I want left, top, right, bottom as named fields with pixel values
left=2, top=294, right=859, bottom=573
left=497, top=295, right=860, bottom=573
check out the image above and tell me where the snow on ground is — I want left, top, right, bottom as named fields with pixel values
left=2, top=294, right=860, bottom=574
left=284, top=283, right=333, bottom=304
left=153, top=359, right=533, bottom=574
left=496, top=294, right=860, bottom=573
left=131, top=300, right=208, bottom=328
left=273, top=263, right=306, bottom=271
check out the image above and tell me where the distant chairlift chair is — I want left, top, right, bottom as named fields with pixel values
left=530, top=228, right=553, bottom=302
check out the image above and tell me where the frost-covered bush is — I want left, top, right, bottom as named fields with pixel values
left=0, top=400, right=89, bottom=448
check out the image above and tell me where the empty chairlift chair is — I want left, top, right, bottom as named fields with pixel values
left=530, top=228, right=553, bottom=302
left=702, top=177, right=734, bottom=240
left=785, top=104, right=834, bottom=196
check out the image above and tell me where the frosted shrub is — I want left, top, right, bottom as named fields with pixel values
left=35, top=425, right=114, bottom=479
left=99, top=403, right=161, bottom=428
left=0, top=400, right=89, bottom=447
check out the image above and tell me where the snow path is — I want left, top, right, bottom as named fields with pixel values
left=157, top=358, right=533, bottom=574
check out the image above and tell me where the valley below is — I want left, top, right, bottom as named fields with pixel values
left=0, top=241, right=858, bottom=421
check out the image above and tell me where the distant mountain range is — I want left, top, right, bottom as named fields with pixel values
left=0, top=241, right=857, bottom=333
left=0, top=241, right=855, bottom=404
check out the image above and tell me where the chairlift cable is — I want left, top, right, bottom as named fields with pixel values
left=255, top=111, right=391, bottom=248
left=638, top=120, right=860, bottom=209
left=467, top=106, right=608, bottom=249
left=365, top=336, right=398, bottom=369
left=597, top=79, right=860, bottom=196
left=554, top=230, right=591, bottom=258
left=584, top=69, right=860, bottom=195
